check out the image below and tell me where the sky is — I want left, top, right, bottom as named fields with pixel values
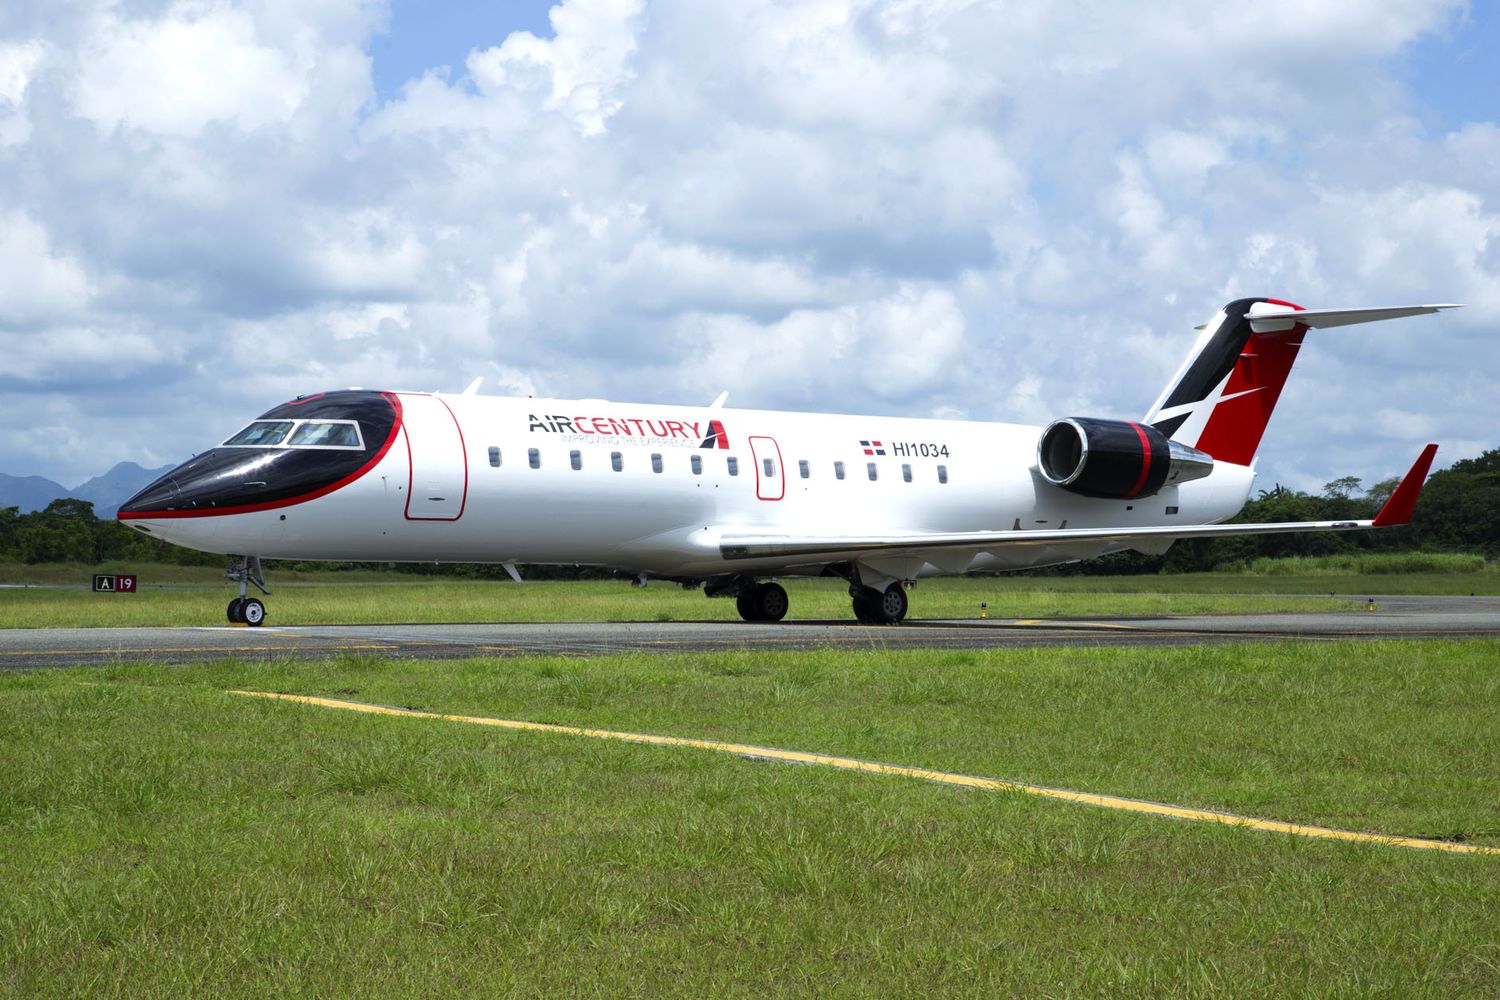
left=0, top=0, right=1496, bottom=496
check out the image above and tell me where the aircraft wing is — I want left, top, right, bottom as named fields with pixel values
left=719, top=444, right=1436, bottom=563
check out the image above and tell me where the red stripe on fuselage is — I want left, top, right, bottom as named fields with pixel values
left=1125, top=421, right=1153, bottom=499
left=117, top=392, right=404, bottom=520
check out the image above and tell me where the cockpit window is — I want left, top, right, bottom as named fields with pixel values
left=287, top=421, right=363, bottom=448
left=222, top=419, right=364, bottom=450
left=223, top=421, right=294, bottom=446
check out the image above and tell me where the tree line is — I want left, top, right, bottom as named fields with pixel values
left=3, top=448, right=1497, bottom=572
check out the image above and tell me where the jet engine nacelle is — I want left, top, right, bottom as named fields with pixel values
left=1037, top=417, right=1214, bottom=500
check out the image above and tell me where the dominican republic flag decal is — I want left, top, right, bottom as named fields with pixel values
left=699, top=420, right=730, bottom=449
left=860, top=440, right=886, bottom=456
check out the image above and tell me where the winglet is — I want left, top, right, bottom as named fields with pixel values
left=1372, top=443, right=1439, bottom=527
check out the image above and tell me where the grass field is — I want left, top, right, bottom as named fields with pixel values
left=0, top=574, right=1359, bottom=628
left=6, top=554, right=1497, bottom=630
left=4, top=641, right=1499, bottom=996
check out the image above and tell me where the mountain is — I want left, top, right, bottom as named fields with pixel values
left=0, top=462, right=176, bottom=517
left=72, top=463, right=177, bottom=517
left=0, top=473, right=74, bottom=515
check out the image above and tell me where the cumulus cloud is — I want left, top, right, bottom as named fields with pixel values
left=468, top=0, right=644, bottom=136
left=0, top=39, right=43, bottom=145
left=73, top=5, right=310, bottom=135
left=0, top=210, right=92, bottom=326
left=0, top=0, right=1494, bottom=490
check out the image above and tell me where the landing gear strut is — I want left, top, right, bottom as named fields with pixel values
left=226, top=555, right=270, bottom=626
left=851, top=582, right=908, bottom=625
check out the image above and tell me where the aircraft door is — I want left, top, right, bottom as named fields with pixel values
left=400, top=394, right=468, bottom=520
left=748, top=435, right=785, bottom=501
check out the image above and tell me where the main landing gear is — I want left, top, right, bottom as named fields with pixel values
left=851, top=582, right=908, bottom=625
left=736, top=581, right=790, bottom=622
left=705, top=576, right=790, bottom=622
left=226, top=555, right=271, bottom=626
left=709, top=573, right=909, bottom=624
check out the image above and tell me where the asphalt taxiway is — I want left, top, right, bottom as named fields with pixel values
left=2, top=595, right=1497, bottom=669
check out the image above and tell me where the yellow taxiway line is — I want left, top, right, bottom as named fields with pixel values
left=229, top=689, right=1498, bottom=858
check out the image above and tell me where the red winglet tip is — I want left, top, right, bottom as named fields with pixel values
left=1373, top=443, right=1439, bottom=527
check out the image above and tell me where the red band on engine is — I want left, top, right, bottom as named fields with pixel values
left=1126, top=422, right=1153, bottom=498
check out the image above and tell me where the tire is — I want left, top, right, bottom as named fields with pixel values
left=227, top=598, right=245, bottom=624
left=241, top=598, right=266, bottom=627
left=736, top=590, right=762, bottom=622
left=755, top=582, right=789, bottom=622
left=851, top=591, right=877, bottom=624
left=877, top=583, right=909, bottom=625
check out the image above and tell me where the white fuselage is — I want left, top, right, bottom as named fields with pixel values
left=129, top=392, right=1256, bottom=578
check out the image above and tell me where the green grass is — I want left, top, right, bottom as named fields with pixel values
left=1239, top=551, right=1495, bottom=576
left=0, top=575, right=1356, bottom=628
left=9, top=552, right=1499, bottom=629
left=4, top=641, right=1500, bottom=996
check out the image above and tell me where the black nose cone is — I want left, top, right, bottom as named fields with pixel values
left=115, top=449, right=288, bottom=518
left=115, top=390, right=401, bottom=520
left=118, top=471, right=184, bottom=517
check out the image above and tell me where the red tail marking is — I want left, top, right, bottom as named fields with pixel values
left=1194, top=299, right=1305, bottom=466
left=1373, top=444, right=1438, bottom=527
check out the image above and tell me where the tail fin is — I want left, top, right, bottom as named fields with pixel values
left=1143, top=299, right=1459, bottom=467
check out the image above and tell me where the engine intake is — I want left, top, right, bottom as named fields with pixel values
left=1037, top=417, right=1214, bottom=500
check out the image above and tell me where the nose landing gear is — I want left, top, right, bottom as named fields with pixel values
left=226, top=555, right=271, bottom=626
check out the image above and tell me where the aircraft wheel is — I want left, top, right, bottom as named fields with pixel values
left=877, top=583, right=909, bottom=625
left=227, top=598, right=245, bottom=624
left=241, top=598, right=266, bottom=627
left=754, top=582, right=789, bottom=622
left=851, top=590, right=878, bottom=624
left=736, top=590, right=762, bottom=622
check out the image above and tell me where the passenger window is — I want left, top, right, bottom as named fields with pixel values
left=727, top=457, right=739, bottom=476
left=763, top=458, right=775, bottom=478
left=798, top=460, right=809, bottom=479
left=223, top=420, right=294, bottom=447
left=570, top=450, right=582, bottom=471
left=691, top=455, right=702, bottom=475
left=488, top=447, right=501, bottom=467
left=937, top=464, right=948, bottom=484
left=652, top=453, right=663, bottom=474
left=834, top=461, right=845, bottom=480
left=867, top=462, right=878, bottom=481
left=902, top=463, right=912, bottom=483
left=611, top=452, right=623, bottom=472
left=528, top=448, right=540, bottom=469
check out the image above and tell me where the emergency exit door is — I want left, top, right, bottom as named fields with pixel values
left=748, top=436, right=784, bottom=501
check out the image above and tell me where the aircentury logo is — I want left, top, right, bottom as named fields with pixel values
left=700, top=420, right=729, bottom=450
left=529, top=414, right=730, bottom=449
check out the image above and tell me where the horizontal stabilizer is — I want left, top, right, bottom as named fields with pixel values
left=1247, top=304, right=1461, bottom=333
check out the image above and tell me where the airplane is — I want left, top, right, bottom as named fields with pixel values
left=117, top=297, right=1456, bottom=627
